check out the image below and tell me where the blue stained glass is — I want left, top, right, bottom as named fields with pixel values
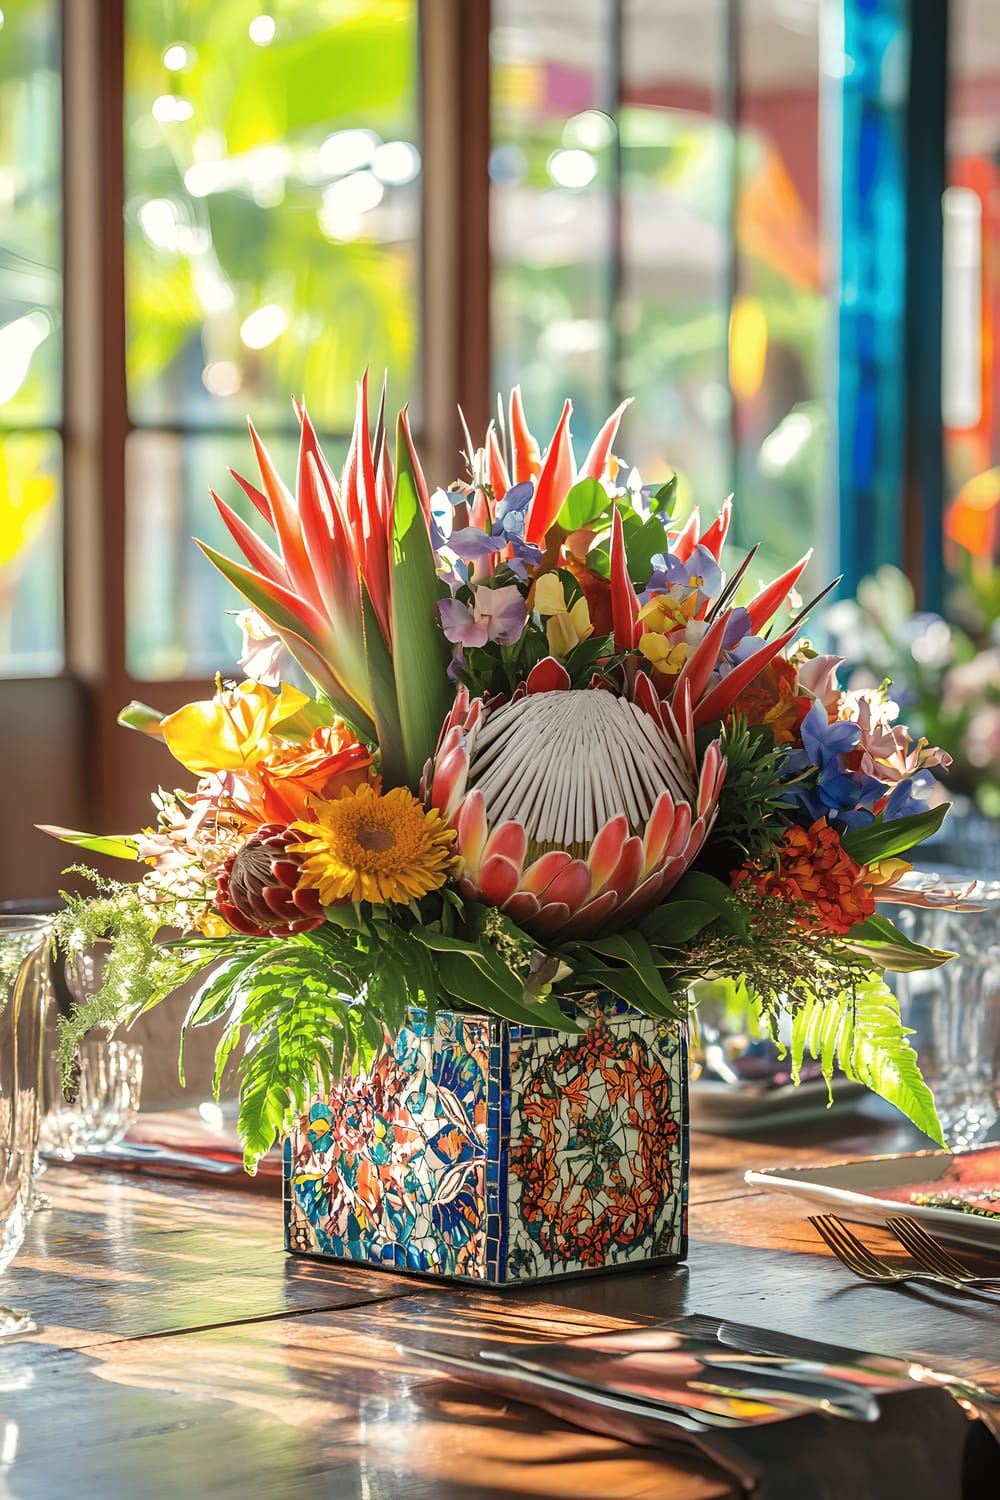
left=836, top=0, right=910, bottom=594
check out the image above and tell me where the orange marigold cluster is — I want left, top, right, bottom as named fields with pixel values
left=732, top=818, right=875, bottom=936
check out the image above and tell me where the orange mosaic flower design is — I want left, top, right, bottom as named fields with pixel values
left=732, top=817, right=875, bottom=936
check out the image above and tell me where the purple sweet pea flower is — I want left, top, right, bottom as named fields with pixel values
left=437, top=584, right=528, bottom=649
left=446, top=481, right=543, bottom=579
left=647, top=545, right=723, bottom=603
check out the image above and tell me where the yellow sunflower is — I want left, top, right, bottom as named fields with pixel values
left=291, top=784, right=456, bottom=906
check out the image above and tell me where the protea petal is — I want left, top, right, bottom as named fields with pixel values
left=481, top=819, right=528, bottom=870
left=529, top=902, right=574, bottom=939
left=477, top=855, right=523, bottom=906
left=455, top=789, right=489, bottom=870
left=588, top=814, right=631, bottom=893
left=600, top=835, right=644, bottom=901
left=537, top=859, right=592, bottom=911
left=520, top=849, right=574, bottom=896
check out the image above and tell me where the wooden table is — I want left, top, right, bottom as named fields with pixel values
left=3, top=1099, right=998, bottom=1499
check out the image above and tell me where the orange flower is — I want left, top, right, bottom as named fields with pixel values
left=732, top=818, right=875, bottom=936
left=255, top=724, right=375, bottom=824
left=727, top=656, right=807, bottom=745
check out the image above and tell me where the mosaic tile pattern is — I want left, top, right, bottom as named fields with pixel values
left=283, top=993, right=688, bottom=1284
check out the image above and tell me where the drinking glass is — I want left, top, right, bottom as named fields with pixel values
left=39, top=1040, right=144, bottom=1159
left=1, top=915, right=50, bottom=1339
left=888, top=873, right=1000, bottom=1149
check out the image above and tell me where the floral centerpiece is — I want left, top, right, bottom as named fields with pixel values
left=47, top=380, right=959, bottom=1282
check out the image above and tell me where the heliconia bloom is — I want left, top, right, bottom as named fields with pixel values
left=733, top=819, right=875, bottom=936
left=159, top=680, right=308, bottom=775
left=425, top=670, right=726, bottom=941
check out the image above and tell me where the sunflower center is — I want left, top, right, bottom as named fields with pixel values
left=356, top=825, right=396, bottom=853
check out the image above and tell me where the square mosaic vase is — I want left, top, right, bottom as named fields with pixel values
left=283, top=991, right=689, bottom=1285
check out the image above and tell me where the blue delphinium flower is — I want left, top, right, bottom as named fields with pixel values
left=780, top=700, right=887, bottom=830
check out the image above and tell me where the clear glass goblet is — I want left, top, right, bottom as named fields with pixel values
left=1, top=914, right=50, bottom=1339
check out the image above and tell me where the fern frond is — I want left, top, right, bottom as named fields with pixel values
left=752, top=977, right=945, bottom=1147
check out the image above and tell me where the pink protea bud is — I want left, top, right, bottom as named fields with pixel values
left=215, top=823, right=324, bottom=936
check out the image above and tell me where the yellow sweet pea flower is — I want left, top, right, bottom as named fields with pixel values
left=532, top=572, right=568, bottom=617
left=532, top=574, right=594, bottom=658
left=160, top=680, right=308, bottom=774
left=637, top=592, right=697, bottom=634
left=638, top=632, right=689, bottom=674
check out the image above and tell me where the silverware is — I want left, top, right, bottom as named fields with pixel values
left=809, top=1213, right=1000, bottom=1300
left=480, top=1338, right=880, bottom=1423
left=885, top=1216, right=1000, bottom=1290
left=479, top=1350, right=869, bottom=1416
left=676, top=1314, right=1000, bottom=1445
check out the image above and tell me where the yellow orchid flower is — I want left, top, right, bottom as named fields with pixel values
left=160, top=680, right=308, bottom=775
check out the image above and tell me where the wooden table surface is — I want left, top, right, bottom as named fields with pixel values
left=3, top=1097, right=999, bottom=1500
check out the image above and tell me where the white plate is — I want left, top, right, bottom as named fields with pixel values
left=745, top=1143, right=1000, bottom=1252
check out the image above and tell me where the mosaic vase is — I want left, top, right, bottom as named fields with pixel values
left=283, top=991, right=689, bottom=1285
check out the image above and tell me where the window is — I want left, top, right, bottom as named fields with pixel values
left=122, top=0, right=420, bottom=678
left=0, top=0, right=62, bottom=676
left=490, top=0, right=833, bottom=583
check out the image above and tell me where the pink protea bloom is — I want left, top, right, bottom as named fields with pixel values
left=425, top=659, right=726, bottom=941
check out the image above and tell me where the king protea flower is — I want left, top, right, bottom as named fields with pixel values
left=215, top=824, right=324, bottom=935
left=426, top=659, right=726, bottom=941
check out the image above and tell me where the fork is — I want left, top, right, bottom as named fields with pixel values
left=808, top=1213, right=1000, bottom=1298
left=885, top=1216, right=1000, bottom=1290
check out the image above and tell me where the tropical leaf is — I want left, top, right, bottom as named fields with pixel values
left=361, top=580, right=406, bottom=788
left=669, top=871, right=749, bottom=938
left=411, top=928, right=573, bottom=1029
left=571, top=930, right=683, bottom=1018
left=557, top=477, right=605, bottom=532
left=639, top=899, right=719, bottom=947
left=843, top=912, right=954, bottom=972
left=840, top=804, right=949, bottom=867
left=389, top=413, right=453, bottom=790
left=761, top=978, right=945, bottom=1147
left=39, top=826, right=139, bottom=861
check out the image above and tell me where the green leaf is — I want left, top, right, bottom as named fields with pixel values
left=620, top=507, right=670, bottom=588
left=411, top=928, right=575, bottom=1029
left=843, top=912, right=955, bottom=972
left=567, top=931, right=683, bottom=1019
left=784, top=978, right=946, bottom=1147
left=840, top=804, right=949, bottom=866
left=669, top=871, right=749, bottom=938
left=581, top=964, right=680, bottom=1018
left=556, top=477, right=606, bottom=532
left=389, top=412, right=455, bottom=791
left=639, top=899, right=718, bottom=947
left=38, top=825, right=139, bottom=861
left=649, top=476, right=677, bottom=516
left=361, top=580, right=406, bottom=788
